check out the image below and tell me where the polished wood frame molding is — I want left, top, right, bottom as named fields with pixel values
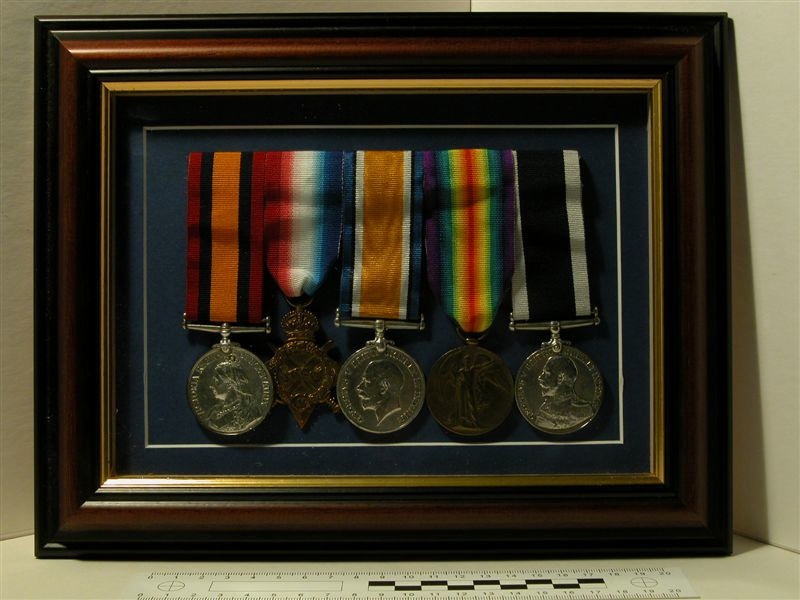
left=35, top=13, right=730, bottom=558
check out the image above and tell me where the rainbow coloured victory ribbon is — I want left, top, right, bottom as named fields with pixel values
left=423, top=149, right=516, bottom=335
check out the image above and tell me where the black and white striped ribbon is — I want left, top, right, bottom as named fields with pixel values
left=511, top=149, right=592, bottom=322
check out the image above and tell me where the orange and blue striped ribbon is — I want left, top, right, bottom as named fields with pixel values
left=263, top=151, right=344, bottom=301
left=185, top=151, right=266, bottom=324
left=339, top=150, right=423, bottom=321
left=423, top=149, right=516, bottom=335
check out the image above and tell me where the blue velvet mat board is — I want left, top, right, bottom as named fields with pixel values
left=111, top=91, right=652, bottom=478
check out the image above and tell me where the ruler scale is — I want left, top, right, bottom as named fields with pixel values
left=129, top=567, right=698, bottom=599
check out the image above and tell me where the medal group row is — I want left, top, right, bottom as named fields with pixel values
left=184, top=149, right=603, bottom=439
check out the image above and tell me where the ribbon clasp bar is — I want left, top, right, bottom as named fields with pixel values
left=508, top=306, right=601, bottom=332
left=182, top=313, right=271, bottom=347
left=334, top=309, right=425, bottom=353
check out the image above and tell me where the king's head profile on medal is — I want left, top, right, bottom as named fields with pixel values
left=355, top=358, right=405, bottom=427
left=510, top=149, right=605, bottom=436
left=335, top=150, right=426, bottom=436
left=534, top=354, right=599, bottom=430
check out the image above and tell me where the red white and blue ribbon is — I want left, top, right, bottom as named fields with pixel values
left=263, top=151, right=345, bottom=300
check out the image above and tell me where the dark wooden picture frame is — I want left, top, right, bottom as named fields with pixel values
left=35, top=13, right=730, bottom=557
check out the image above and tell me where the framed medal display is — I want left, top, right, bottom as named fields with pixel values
left=34, top=13, right=731, bottom=557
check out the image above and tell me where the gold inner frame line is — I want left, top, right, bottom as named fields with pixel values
left=103, top=78, right=662, bottom=94
left=99, top=78, right=664, bottom=491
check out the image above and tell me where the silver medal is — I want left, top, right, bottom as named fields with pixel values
left=183, top=317, right=273, bottom=436
left=337, top=344, right=424, bottom=434
left=187, top=344, right=274, bottom=436
left=335, top=313, right=426, bottom=435
left=515, top=325, right=602, bottom=435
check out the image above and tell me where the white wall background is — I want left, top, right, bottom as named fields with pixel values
left=1, top=0, right=798, bottom=554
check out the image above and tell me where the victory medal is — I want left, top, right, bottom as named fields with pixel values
left=423, top=149, right=516, bottom=436
left=427, top=341, right=514, bottom=437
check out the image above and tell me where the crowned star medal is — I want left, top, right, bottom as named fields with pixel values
left=263, top=151, right=344, bottom=429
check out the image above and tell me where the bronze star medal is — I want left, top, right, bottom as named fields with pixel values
left=268, top=304, right=339, bottom=429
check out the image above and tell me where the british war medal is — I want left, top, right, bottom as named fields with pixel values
left=336, top=151, right=426, bottom=434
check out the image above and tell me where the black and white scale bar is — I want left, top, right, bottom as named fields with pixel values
left=369, top=578, right=606, bottom=591
left=130, top=567, right=697, bottom=599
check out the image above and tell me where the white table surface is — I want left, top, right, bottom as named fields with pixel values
left=1, top=534, right=798, bottom=599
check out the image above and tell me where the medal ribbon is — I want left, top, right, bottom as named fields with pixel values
left=263, top=151, right=345, bottom=300
left=340, top=150, right=423, bottom=321
left=423, top=149, right=516, bottom=334
left=512, top=149, right=591, bottom=322
left=186, top=151, right=266, bottom=324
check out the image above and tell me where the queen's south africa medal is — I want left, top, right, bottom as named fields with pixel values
left=188, top=345, right=274, bottom=436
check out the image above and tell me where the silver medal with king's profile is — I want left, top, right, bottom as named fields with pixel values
left=337, top=344, right=424, bottom=434
left=508, top=149, right=605, bottom=436
left=515, top=335, right=602, bottom=435
left=188, top=344, right=274, bottom=436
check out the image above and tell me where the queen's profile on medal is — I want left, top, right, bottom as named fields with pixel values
left=188, top=345, right=273, bottom=436
left=206, top=359, right=262, bottom=431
